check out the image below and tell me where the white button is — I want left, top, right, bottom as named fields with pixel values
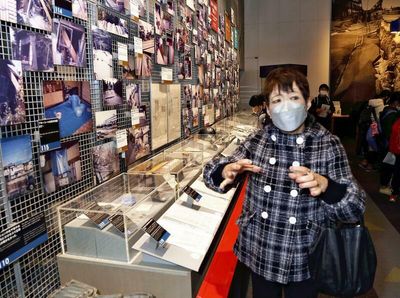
left=290, top=189, right=298, bottom=197
left=261, top=211, right=269, bottom=219
left=271, top=135, right=277, bottom=142
left=264, top=185, right=272, bottom=193
left=269, top=157, right=276, bottom=165
left=289, top=217, right=297, bottom=224
left=292, top=161, right=300, bottom=167
left=296, top=137, right=304, bottom=145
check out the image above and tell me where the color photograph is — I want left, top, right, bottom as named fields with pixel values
left=138, top=20, right=155, bottom=54
left=17, top=0, right=52, bottom=31
left=155, top=2, right=173, bottom=36
left=72, top=0, right=88, bottom=20
left=177, top=54, right=192, bottom=80
left=175, top=23, right=191, bottom=54
left=156, top=35, right=174, bottom=65
left=40, top=141, right=81, bottom=194
left=126, top=83, right=141, bottom=108
left=126, top=125, right=150, bottom=165
left=103, top=79, right=123, bottom=106
left=98, top=8, right=129, bottom=38
left=93, top=141, right=120, bottom=184
left=105, top=0, right=124, bottom=13
left=0, top=135, right=34, bottom=199
left=135, top=52, right=153, bottom=77
left=122, top=55, right=135, bottom=79
left=95, top=110, right=117, bottom=140
left=92, top=27, right=113, bottom=80
left=42, top=80, right=92, bottom=138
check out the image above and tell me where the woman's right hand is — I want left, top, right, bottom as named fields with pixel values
left=220, top=159, right=261, bottom=189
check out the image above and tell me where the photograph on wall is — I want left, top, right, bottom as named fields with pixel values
left=103, top=79, right=123, bottom=106
left=192, top=106, right=199, bottom=127
left=167, top=84, right=182, bottom=144
left=92, top=27, right=113, bottom=80
left=0, top=59, right=26, bottom=126
left=0, top=135, right=34, bottom=199
left=192, top=84, right=201, bottom=107
left=105, top=0, right=125, bottom=13
left=40, top=140, right=81, bottom=194
left=186, top=0, right=195, bottom=11
left=126, top=83, right=141, bottom=108
left=10, top=29, right=54, bottom=72
left=175, top=23, right=191, bottom=54
left=42, top=80, right=92, bottom=138
left=16, top=0, right=52, bottom=31
left=330, top=1, right=400, bottom=111
left=209, top=0, right=218, bottom=32
left=135, top=52, right=153, bottom=77
left=72, top=0, right=88, bottom=20
left=183, top=106, right=193, bottom=137
left=179, top=2, right=193, bottom=31
left=138, top=20, right=155, bottom=54
left=0, top=0, right=17, bottom=23
left=126, top=125, right=150, bottom=165
left=183, top=84, right=192, bottom=102
left=122, top=55, right=136, bottom=79
left=197, top=4, right=206, bottom=27
left=155, top=2, right=173, bottom=36
left=129, top=0, right=147, bottom=18
left=95, top=110, right=117, bottom=140
left=93, top=141, right=120, bottom=184
left=52, top=18, right=86, bottom=68
left=167, top=0, right=174, bottom=15
left=177, top=54, right=192, bottom=80
left=98, top=8, right=129, bottom=38
left=156, top=35, right=174, bottom=65
left=198, top=64, right=204, bottom=84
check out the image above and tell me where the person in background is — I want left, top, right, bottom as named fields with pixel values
left=309, top=84, right=335, bottom=130
left=203, top=68, right=365, bottom=298
left=249, top=94, right=270, bottom=129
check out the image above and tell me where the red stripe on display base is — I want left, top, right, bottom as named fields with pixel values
left=196, top=180, right=247, bottom=298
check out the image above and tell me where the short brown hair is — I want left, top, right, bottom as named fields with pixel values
left=263, top=68, right=310, bottom=104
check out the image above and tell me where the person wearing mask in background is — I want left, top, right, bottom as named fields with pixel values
left=249, top=94, right=270, bottom=129
left=203, top=68, right=365, bottom=298
left=309, top=84, right=335, bottom=130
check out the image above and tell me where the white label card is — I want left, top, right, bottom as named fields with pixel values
left=134, top=37, right=143, bottom=54
left=116, top=129, right=128, bottom=149
left=161, top=67, right=173, bottom=81
left=118, top=42, right=128, bottom=62
left=131, top=108, right=140, bottom=126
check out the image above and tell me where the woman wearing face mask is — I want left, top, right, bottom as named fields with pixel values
left=309, top=83, right=335, bottom=130
left=203, top=68, right=365, bottom=298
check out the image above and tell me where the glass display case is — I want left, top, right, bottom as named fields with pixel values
left=57, top=173, right=176, bottom=263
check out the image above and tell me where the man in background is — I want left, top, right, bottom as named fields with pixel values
left=249, top=94, right=270, bottom=129
left=310, top=84, right=335, bottom=130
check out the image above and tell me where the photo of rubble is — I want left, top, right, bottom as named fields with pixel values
left=0, top=135, right=34, bottom=199
left=103, top=79, right=123, bottom=106
left=72, top=0, right=88, bottom=21
left=52, top=19, right=86, bottom=67
left=92, top=27, right=113, bottom=80
left=10, top=29, right=54, bottom=72
left=126, top=125, right=150, bottom=165
left=98, top=8, right=129, bottom=38
left=156, top=35, right=174, bottom=65
left=155, top=2, right=173, bottom=36
left=95, top=110, right=117, bottom=140
left=105, top=0, right=124, bottom=13
left=0, top=59, right=26, bottom=126
left=135, top=52, right=153, bottom=77
left=126, top=83, right=141, bottom=108
left=122, top=55, right=135, bottom=79
left=177, top=54, right=192, bottom=80
left=138, top=20, right=155, bottom=54
left=93, top=141, right=120, bottom=184
left=16, top=0, right=52, bottom=31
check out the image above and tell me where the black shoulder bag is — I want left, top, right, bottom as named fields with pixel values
left=308, top=218, right=377, bottom=297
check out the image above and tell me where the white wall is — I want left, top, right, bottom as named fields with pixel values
left=240, top=0, right=331, bottom=106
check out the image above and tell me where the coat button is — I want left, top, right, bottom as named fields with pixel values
left=269, top=157, right=276, bottom=165
left=289, top=216, right=297, bottom=224
left=271, top=135, right=277, bottom=142
left=261, top=211, right=269, bottom=219
left=296, top=137, right=304, bottom=145
left=290, top=189, right=298, bottom=197
left=292, top=161, right=300, bottom=167
left=264, top=185, right=272, bottom=193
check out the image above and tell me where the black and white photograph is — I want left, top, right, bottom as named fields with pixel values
left=130, top=0, right=147, bottom=18
left=175, top=23, right=191, bottom=54
left=43, top=80, right=92, bottom=138
left=0, top=135, right=34, bottom=199
left=95, top=110, right=117, bottom=140
left=11, top=28, right=54, bottom=72
left=72, top=0, right=88, bottom=20
left=178, top=54, right=192, bottom=80
left=126, top=125, right=150, bottom=165
left=103, top=79, right=123, bottom=106
left=40, top=141, right=82, bottom=194
left=126, top=83, right=141, bottom=108
left=122, top=55, right=135, bottom=79
left=16, top=0, right=52, bottom=31
left=93, top=141, right=120, bottom=184
left=156, top=35, right=174, bottom=65
left=139, top=20, right=155, bottom=53
left=105, top=0, right=125, bottom=13
left=155, top=2, right=173, bottom=36
left=0, top=0, right=17, bottom=23
left=92, top=27, right=113, bottom=80
left=135, top=52, right=153, bottom=77
left=0, top=59, right=26, bottom=126
left=52, top=18, right=86, bottom=67
left=98, top=8, right=129, bottom=38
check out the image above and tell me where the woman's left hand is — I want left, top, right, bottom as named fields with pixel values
left=288, top=166, right=328, bottom=197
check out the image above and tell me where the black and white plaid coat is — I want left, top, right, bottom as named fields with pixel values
left=203, top=117, right=366, bottom=284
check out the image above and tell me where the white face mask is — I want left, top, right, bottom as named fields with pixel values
left=269, top=100, right=308, bottom=132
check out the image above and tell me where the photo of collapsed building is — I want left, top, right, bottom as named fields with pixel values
left=17, top=0, right=52, bottom=31
left=92, top=141, right=120, bottom=184
left=95, top=110, right=117, bottom=140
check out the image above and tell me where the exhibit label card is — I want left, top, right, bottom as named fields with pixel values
left=183, top=185, right=202, bottom=202
left=84, top=202, right=110, bottom=230
left=134, top=37, right=143, bottom=54
left=0, top=212, right=48, bottom=271
left=131, top=108, right=140, bottom=126
left=38, top=118, right=61, bottom=153
left=118, top=42, right=128, bottom=63
left=161, top=67, right=173, bottom=82
left=130, top=0, right=139, bottom=20
left=142, top=218, right=170, bottom=248
left=116, top=129, right=128, bottom=152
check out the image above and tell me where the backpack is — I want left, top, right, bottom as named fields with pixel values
left=389, top=118, right=400, bottom=154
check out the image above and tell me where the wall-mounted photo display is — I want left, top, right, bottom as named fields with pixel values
left=72, top=0, right=88, bottom=20
left=98, top=8, right=129, bottom=38
left=102, top=79, right=123, bottom=106
left=197, top=4, right=206, bottom=27
left=198, top=64, right=204, bottom=85
left=122, top=55, right=136, bottom=79
left=105, top=0, right=125, bottom=14
left=0, top=135, right=34, bottom=199
left=54, top=0, right=72, bottom=18
left=192, top=84, right=201, bottom=108
left=126, top=83, right=141, bottom=108
left=93, top=141, right=120, bottom=185
left=175, top=23, right=190, bottom=55
left=135, top=52, right=152, bottom=77
left=92, top=27, right=113, bottom=80
left=16, top=0, right=52, bottom=31
left=186, top=0, right=195, bottom=11
left=0, top=59, right=26, bottom=126
left=129, top=0, right=147, bottom=19
left=95, top=110, right=117, bottom=140
left=183, top=105, right=193, bottom=137
left=138, top=20, right=155, bottom=54
left=42, top=80, right=92, bottom=138
left=166, top=0, right=174, bottom=15
left=179, top=2, right=193, bottom=31
left=203, top=88, right=210, bottom=104
left=183, top=84, right=192, bottom=102
left=126, top=124, right=150, bottom=165
left=155, top=2, right=173, bottom=36
left=10, top=29, right=54, bottom=72
left=40, top=140, right=81, bottom=194
left=219, top=12, right=225, bottom=34
left=156, top=35, right=174, bottom=65
left=177, top=54, right=192, bottom=80
left=215, top=66, right=221, bottom=86
left=192, top=106, right=199, bottom=127
left=52, top=18, right=86, bottom=67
